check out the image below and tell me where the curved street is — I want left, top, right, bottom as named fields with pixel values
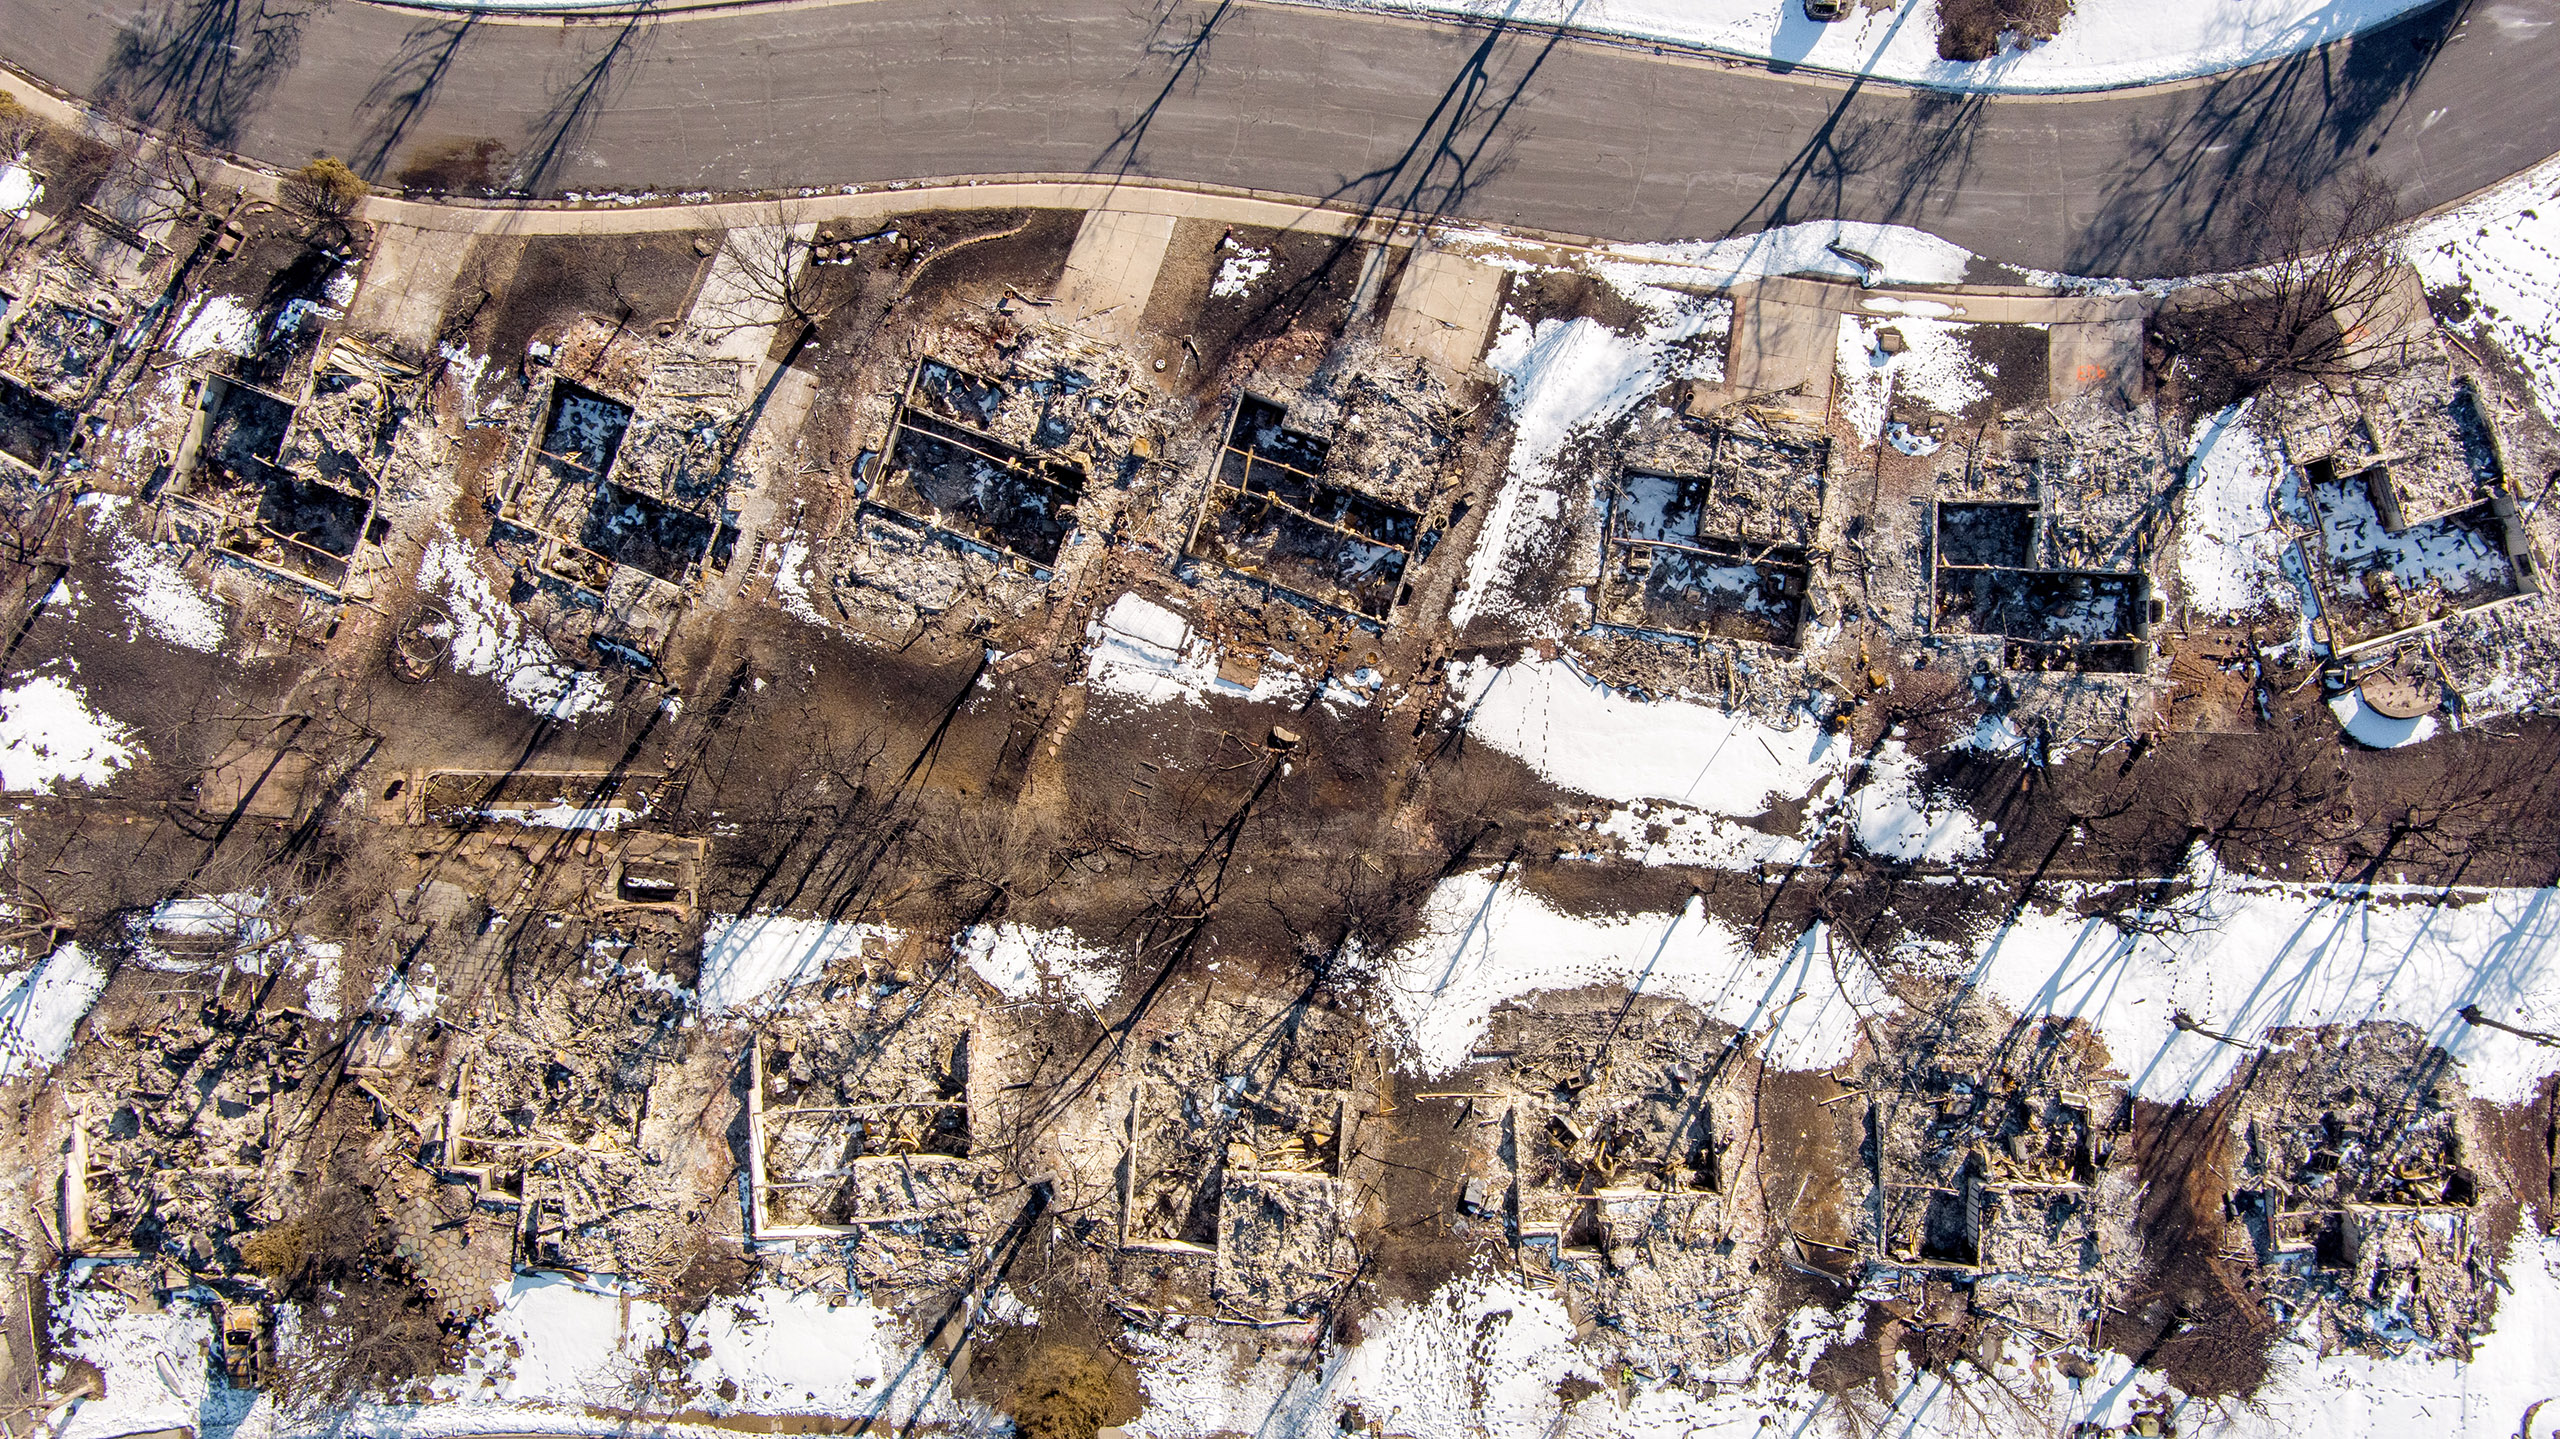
left=0, top=0, right=2553, bottom=276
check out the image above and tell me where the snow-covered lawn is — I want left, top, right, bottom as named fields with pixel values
left=1373, top=846, right=2560, bottom=1104
left=417, top=531, right=612, bottom=721
left=2413, top=152, right=2560, bottom=425
left=1301, top=0, right=2439, bottom=93
left=1375, top=874, right=1883, bottom=1073
left=0, top=942, right=106, bottom=1076
left=956, top=922, right=1123, bottom=1007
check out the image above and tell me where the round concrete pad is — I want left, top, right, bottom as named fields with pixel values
left=2360, top=670, right=2439, bottom=720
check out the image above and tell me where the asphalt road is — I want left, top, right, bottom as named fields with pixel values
left=1, top=0, right=2554, bottom=275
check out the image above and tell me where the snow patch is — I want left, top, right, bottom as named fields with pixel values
left=0, top=942, right=105, bottom=1076
left=1210, top=238, right=1272, bottom=298
left=0, top=675, right=138, bottom=793
left=170, top=294, right=260, bottom=359
left=1446, top=219, right=1976, bottom=294
left=680, top=1287, right=890, bottom=1414
left=770, top=534, right=826, bottom=627
left=698, top=913, right=893, bottom=1014
left=2181, top=401, right=2297, bottom=618
left=1835, top=314, right=1999, bottom=442
left=1086, top=592, right=1211, bottom=705
left=2328, top=688, right=2441, bottom=749
left=1307, top=0, right=2439, bottom=95
left=52, top=1264, right=230, bottom=1439
left=0, top=163, right=42, bottom=217
left=957, top=922, right=1122, bottom=1008
left=370, top=965, right=442, bottom=1022
left=418, top=533, right=611, bottom=720
left=441, top=1271, right=666, bottom=1408
left=1450, top=291, right=1729, bottom=630
left=1449, top=656, right=1838, bottom=815
left=107, top=535, right=225, bottom=652
left=1969, top=850, right=2560, bottom=1106
left=1844, top=739, right=1993, bottom=863
left=475, top=802, right=641, bottom=831
left=2414, top=151, right=2560, bottom=427
left=1329, top=1272, right=1595, bottom=1438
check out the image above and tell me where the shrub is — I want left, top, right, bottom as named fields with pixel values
left=238, top=1215, right=317, bottom=1281
left=0, top=90, right=34, bottom=157
left=286, top=156, right=368, bottom=219
left=1007, top=1342, right=1114, bottom=1439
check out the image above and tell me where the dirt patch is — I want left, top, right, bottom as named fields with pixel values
left=1142, top=222, right=1373, bottom=388
left=1756, top=1066, right=1866, bottom=1255
left=468, top=231, right=719, bottom=371
left=1964, top=323, right=2053, bottom=414
left=1501, top=267, right=1650, bottom=338
left=387, top=137, right=514, bottom=197
left=15, top=123, right=115, bottom=223
left=2115, top=1095, right=2276, bottom=1397
left=1509, top=856, right=1698, bottom=923
left=895, top=209, right=1081, bottom=315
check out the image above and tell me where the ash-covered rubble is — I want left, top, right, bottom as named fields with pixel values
left=1591, top=410, right=1828, bottom=654
left=1926, top=407, right=2168, bottom=688
left=1855, top=1010, right=2141, bottom=1354
left=1481, top=992, right=1781, bottom=1372
left=802, top=317, right=1169, bottom=653
left=2217, top=1025, right=2499, bottom=1355
left=1178, top=346, right=1469, bottom=628
left=2271, top=359, right=2536, bottom=659
left=162, top=337, right=420, bottom=602
left=1071, top=977, right=1380, bottom=1331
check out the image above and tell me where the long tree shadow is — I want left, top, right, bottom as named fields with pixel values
left=1318, top=3, right=1583, bottom=235
left=1093, top=0, right=1235, bottom=180
left=91, top=0, right=322, bottom=147
left=352, top=15, right=481, bottom=181
left=1719, top=0, right=1909, bottom=238
left=2063, top=0, right=2478, bottom=277
left=511, top=4, right=661, bottom=196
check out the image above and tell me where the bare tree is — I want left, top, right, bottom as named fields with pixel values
left=699, top=203, right=833, bottom=345
left=92, top=114, right=215, bottom=234
left=2153, top=169, right=2411, bottom=409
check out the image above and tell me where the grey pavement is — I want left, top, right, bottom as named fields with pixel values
left=0, top=0, right=2551, bottom=276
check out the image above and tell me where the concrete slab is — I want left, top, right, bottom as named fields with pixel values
left=699, top=363, right=820, bottom=615
left=1052, top=208, right=1179, bottom=339
left=1708, top=285, right=1848, bottom=420
left=2333, top=263, right=2435, bottom=372
left=690, top=224, right=815, bottom=368
left=1382, top=245, right=1503, bottom=375
left=347, top=222, right=482, bottom=352
left=2048, top=319, right=2146, bottom=406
